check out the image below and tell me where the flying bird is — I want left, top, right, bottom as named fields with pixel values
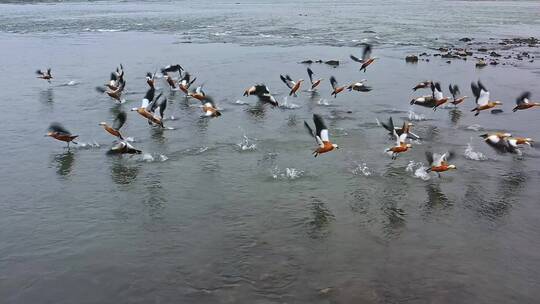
left=385, top=129, right=412, bottom=159
left=243, top=84, right=278, bottom=106
left=412, top=81, right=432, bottom=91
left=179, top=72, right=196, bottom=94
left=513, top=92, right=540, bottom=112
left=330, top=76, right=346, bottom=98
left=347, top=80, right=372, bottom=92
left=46, top=123, right=78, bottom=148
left=96, top=79, right=126, bottom=103
left=36, top=68, right=53, bottom=83
left=200, top=96, right=222, bottom=117
left=280, top=74, right=303, bottom=97
left=449, top=84, right=467, bottom=106
left=304, top=114, right=339, bottom=157
left=425, top=151, right=456, bottom=177
left=471, top=81, right=502, bottom=116
left=161, top=64, right=183, bottom=74
left=99, top=111, right=127, bottom=140
left=350, top=44, right=377, bottom=72
left=107, top=141, right=141, bottom=155
left=480, top=133, right=518, bottom=154
left=431, top=82, right=449, bottom=111
left=162, top=71, right=178, bottom=90
left=379, top=117, right=420, bottom=140
left=307, top=68, right=322, bottom=91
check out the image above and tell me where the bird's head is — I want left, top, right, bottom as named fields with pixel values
left=332, top=143, right=340, bottom=150
left=494, top=101, right=503, bottom=105
left=449, top=164, right=457, bottom=170
left=98, top=122, right=107, bottom=127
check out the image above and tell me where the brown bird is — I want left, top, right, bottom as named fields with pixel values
left=304, top=114, right=339, bottom=157
left=412, top=81, right=432, bottom=91
left=200, top=96, right=222, bottom=117
left=513, top=92, right=540, bottom=112
left=350, top=44, right=378, bottom=72
left=431, top=82, right=449, bottom=111
left=243, top=84, right=278, bottom=106
left=162, top=71, right=177, bottom=90
left=99, top=111, right=127, bottom=140
left=96, top=79, right=126, bottom=103
left=280, top=74, right=303, bottom=97
left=108, top=141, right=142, bottom=155
left=307, top=68, right=322, bottom=91
left=36, top=68, right=53, bottom=83
left=330, top=76, right=346, bottom=98
left=347, top=80, right=372, bottom=92
left=449, top=84, right=467, bottom=106
left=425, top=151, right=456, bottom=177
left=471, top=81, right=502, bottom=116
left=46, top=123, right=78, bottom=148
left=386, top=129, right=412, bottom=159
left=179, top=72, right=196, bottom=94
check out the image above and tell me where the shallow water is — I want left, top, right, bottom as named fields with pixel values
left=2, top=1, right=540, bottom=303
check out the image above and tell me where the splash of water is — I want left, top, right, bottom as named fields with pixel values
left=406, top=161, right=430, bottom=180
left=76, top=141, right=100, bottom=149
left=140, top=153, right=168, bottom=162
left=271, top=167, right=304, bottom=180
left=350, top=162, right=372, bottom=176
left=317, top=99, right=330, bottom=106
left=279, top=96, right=300, bottom=109
left=237, top=127, right=257, bottom=151
left=466, top=124, right=483, bottom=132
left=408, top=110, right=426, bottom=121
left=464, top=140, right=487, bottom=161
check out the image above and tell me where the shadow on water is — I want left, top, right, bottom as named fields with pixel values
left=244, top=102, right=266, bottom=121
left=464, top=169, right=527, bottom=221
left=150, top=126, right=167, bottom=144
left=110, top=158, right=140, bottom=185
left=379, top=165, right=408, bottom=238
left=306, top=197, right=334, bottom=239
left=39, top=87, right=54, bottom=103
left=449, top=108, right=462, bottom=125
left=143, top=173, right=166, bottom=220
left=51, top=150, right=75, bottom=178
left=421, top=181, right=454, bottom=219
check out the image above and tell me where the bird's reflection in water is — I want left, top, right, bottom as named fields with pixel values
left=110, top=158, right=139, bottom=185
left=151, top=127, right=167, bottom=144
left=52, top=150, right=75, bottom=178
left=287, top=114, right=297, bottom=127
left=380, top=165, right=408, bottom=238
left=422, top=182, right=453, bottom=219
left=423, top=125, right=440, bottom=142
left=143, top=173, right=166, bottom=220
left=196, top=116, right=210, bottom=133
left=109, top=104, right=123, bottom=116
left=306, top=198, right=334, bottom=239
left=40, top=88, right=54, bottom=103
left=449, top=108, right=462, bottom=125
left=245, top=103, right=266, bottom=121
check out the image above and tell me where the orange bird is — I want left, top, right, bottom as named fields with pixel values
left=304, top=114, right=339, bottom=157
left=330, top=76, right=346, bottom=98
left=471, top=81, right=502, bottom=116
left=426, top=151, right=456, bottom=177
left=350, top=44, right=378, bottom=72
left=99, top=111, right=127, bottom=140
left=46, top=123, right=78, bottom=148
left=513, top=92, right=540, bottom=112
left=280, top=74, right=303, bottom=97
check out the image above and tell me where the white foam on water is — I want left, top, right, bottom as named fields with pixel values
left=466, top=124, right=483, bottom=131
left=350, top=162, right=372, bottom=176
left=279, top=96, right=300, bottom=109
left=408, top=110, right=426, bottom=121
left=271, top=167, right=304, bottom=180
left=406, top=161, right=431, bottom=180
left=140, top=153, right=168, bottom=163
left=464, top=140, right=488, bottom=161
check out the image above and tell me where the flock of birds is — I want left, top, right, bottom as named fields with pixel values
left=37, top=44, right=539, bottom=177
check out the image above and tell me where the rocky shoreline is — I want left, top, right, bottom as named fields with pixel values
left=405, top=36, right=538, bottom=68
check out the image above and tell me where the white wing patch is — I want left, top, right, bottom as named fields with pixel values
left=320, top=129, right=329, bottom=142
left=141, top=98, right=149, bottom=109
left=477, top=89, right=490, bottom=106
